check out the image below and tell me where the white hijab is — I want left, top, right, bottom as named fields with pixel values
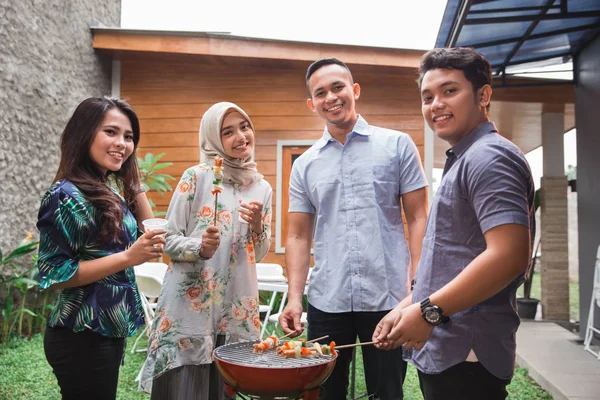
left=199, top=102, right=263, bottom=186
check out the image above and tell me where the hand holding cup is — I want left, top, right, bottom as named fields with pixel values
left=126, top=229, right=166, bottom=266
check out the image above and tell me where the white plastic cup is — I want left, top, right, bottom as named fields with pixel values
left=142, top=218, right=168, bottom=237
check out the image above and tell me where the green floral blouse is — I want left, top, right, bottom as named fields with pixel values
left=37, top=179, right=145, bottom=338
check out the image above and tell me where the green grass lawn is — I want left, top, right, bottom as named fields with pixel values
left=0, top=330, right=552, bottom=400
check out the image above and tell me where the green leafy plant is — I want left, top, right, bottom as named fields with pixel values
left=137, top=152, right=175, bottom=216
left=1, top=235, right=40, bottom=342
left=8, top=264, right=43, bottom=339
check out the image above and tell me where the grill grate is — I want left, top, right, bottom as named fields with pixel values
left=214, top=341, right=335, bottom=368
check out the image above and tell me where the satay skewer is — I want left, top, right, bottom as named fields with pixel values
left=334, top=341, right=376, bottom=350
left=277, top=331, right=295, bottom=341
left=306, top=335, right=329, bottom=343
left=279, top=340, right=375, bottom=358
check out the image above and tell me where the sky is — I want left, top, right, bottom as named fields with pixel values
left=120, top=0, right=448, bottom=50
left=121, top=0, right=577, bottom=189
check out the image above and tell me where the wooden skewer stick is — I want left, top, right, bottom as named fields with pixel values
left=212, top=156, right=223, bottom=227
left=277, top=331, right=295, bottom=341
left=334, top=341, right=376, bottom=350
left=306, top=335, right=329, bottom=344
left=213, top=192, right=219, bottom=226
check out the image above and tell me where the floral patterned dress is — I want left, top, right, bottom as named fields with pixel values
left=139, top=163, right=272, bottom=392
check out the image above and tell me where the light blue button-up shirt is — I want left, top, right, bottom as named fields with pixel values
left=289, top=116, right=427, bottom=313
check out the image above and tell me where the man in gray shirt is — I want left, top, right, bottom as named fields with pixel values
left=373, top=47, right=535, bottom=400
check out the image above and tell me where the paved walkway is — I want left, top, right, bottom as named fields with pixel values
left=516, top=321, right=600, bottom=400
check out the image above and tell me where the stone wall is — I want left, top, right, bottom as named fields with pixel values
left=0, top=0, right=120, bottom=254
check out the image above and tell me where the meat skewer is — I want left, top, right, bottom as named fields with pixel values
left=253, top=335, right=279, bottom=354
left=252, top=332, right=295, bottom=354
left=279, top=340, right=376, bottom=359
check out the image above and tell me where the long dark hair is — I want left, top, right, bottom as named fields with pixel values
left=53, top=97, right=142, bottom=243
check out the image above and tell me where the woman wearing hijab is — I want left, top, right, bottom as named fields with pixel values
left=139, top=102, right=273, bottom=399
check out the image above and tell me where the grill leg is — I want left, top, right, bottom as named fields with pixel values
left=210, top=334, right=227, bottom=400
left=224, top=384, right=237, bottom=397
left=301, top=388, right=320, bottom=400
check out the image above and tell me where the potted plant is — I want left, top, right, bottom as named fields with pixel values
left=517, top=188, right=541, bottom=319
left=517, top=240, right=541, bottom=319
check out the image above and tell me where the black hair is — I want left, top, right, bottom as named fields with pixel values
left=305, top=58, right=353, bottom=96
left=418, top=47, right=492, bottom=92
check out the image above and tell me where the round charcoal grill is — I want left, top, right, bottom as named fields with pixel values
left=213, top=340, right=337, bottom=399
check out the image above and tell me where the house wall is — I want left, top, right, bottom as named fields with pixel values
left=121, top=59, right=425, bottom=267
left=0, top=0, right=120, bottom=252
left=574, top=33, right=600, bottom=338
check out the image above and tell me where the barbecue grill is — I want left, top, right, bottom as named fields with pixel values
left=213, top=340, right=337, bottom=400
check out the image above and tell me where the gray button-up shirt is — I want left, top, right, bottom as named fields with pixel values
left=411, top=121, right=535, bottom=379
left=289, top=116, right=427, bottom=312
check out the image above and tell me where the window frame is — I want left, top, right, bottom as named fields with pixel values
left=276, top=140, right=316, bottom=254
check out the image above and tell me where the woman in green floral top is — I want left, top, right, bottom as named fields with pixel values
left=37, top=97, right=166, bottom=400
left=139, top=102, right=273, bottom=399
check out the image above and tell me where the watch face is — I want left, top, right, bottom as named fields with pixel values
left=425, top=308, right=441, bottom=324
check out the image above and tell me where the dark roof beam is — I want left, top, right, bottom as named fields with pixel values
left=492, top=50, right=572, bottom=69
left=469, top=5, right=561, bottom=14
left=504, top=68, right=572, bottom=75
left=490, top=79, right=574, bottom=88
left=446, top=0, right=474, bottom=47
left=497, top=0, right=556, bottom=75
left=462, top=23, right=600, bottom=48
left=464, top=11, right=600, bottom=24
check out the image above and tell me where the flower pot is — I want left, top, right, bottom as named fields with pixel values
left=517, top=298, right=539, bottom=319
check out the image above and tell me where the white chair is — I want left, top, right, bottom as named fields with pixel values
left=584, top=245, right=600, bottom=359
left=265, top=268, right=312, bottom=337
left=257, top=263, right=285, bottom=338
left=131, top=262, right=168, bottom=353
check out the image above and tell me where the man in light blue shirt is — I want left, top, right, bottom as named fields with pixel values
left=279, top=58, right=428, bottom=400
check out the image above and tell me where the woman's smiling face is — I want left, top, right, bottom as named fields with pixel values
left=220, top=111, right=255, bottom=160
left=89, top=108, right=135, bottom=175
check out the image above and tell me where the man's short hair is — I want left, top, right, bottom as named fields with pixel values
left=305, top=58, right=353, bottom=95
left=417, top=47, right=492, bottom=93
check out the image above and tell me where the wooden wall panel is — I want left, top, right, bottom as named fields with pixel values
left=122, top=60, right=425, bottom=268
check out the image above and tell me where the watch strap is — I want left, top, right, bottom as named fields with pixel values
left=420, top=297, right=450, bottom=325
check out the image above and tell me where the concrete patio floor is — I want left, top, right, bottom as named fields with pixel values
left=516, top=321, right=600, bottom=400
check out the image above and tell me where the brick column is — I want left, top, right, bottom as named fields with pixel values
left=540, top=176, right=569, bottom=320
left=540, top=108, right=570, bottom=320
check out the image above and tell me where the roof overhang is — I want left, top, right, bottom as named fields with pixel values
left=91, top=27, right=425, bottom=70
left=432, top=0, right=586, bottom=167
left=436, top=0, right=600, bottom=84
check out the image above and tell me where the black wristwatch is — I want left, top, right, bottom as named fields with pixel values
left=420, top=298, right=450, bottom=326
